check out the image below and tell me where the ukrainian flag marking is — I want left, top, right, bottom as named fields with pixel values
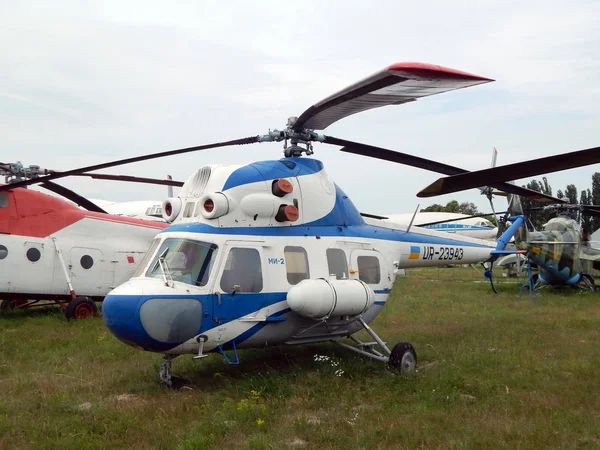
left=409, top=246, right=420, bottom=260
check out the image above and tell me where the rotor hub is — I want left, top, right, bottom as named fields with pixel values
left=258, top=118, right=325, bottom=157
left=0, top=162, right=49, bottom=184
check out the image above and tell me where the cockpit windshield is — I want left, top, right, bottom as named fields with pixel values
left=144, top=238, right=217, bottom=287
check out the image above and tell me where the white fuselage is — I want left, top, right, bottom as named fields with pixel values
left=106, top=224, right=495, bottom=355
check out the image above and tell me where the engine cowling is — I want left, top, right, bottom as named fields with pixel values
left=286, top=279, right=374, bottom=320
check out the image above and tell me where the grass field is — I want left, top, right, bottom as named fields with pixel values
left=1, top=267, right=600, bottom=449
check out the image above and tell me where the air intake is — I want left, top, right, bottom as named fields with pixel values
left=181, top=166, right=212, bottom=198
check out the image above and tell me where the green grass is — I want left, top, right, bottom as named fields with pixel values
left=1, top=267, right=600, bottom=449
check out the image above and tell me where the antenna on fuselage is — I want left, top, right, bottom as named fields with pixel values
left=167, top=175, right=174, bottom=198
left=406, top=204, right=420, bottom=233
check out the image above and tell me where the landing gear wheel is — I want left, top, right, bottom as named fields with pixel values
left=388, top=342, right=417, bottom=373
left=65, top=297, right=98, bottom=320
left=1, top=298, right=27, bottom=311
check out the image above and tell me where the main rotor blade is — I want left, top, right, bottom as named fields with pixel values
left=418, top=145, right=600, bottom=198
left=325, top=136, right=566, bottom=204
left=40, top=181, right=107, bottom=213
left=69, top=173, right=184, bottom=187
left=0, top=136, right=260, bottom=192
left=293, top=63, right=493, bottom=131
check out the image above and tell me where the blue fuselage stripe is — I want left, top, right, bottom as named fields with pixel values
left=165, top=223, right=492, bottom=248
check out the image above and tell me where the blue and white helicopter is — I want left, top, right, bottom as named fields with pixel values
left=10, top=62, right=600, bottom=386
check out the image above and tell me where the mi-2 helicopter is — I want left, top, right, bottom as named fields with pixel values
left=5, top=62, right=600, bottom=386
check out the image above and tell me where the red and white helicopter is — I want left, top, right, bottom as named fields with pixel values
left=0, top=166, right=184, bottom=319
left=4, top=63, right=599, bottom=386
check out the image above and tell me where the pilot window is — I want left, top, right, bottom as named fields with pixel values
left=326, top=248, right=348, bottom=280
left=357, top=256, right=381, bottom=284
left=220, top=248, right=263, bottom=293
left=0, top=193, right=7, bottom=208
left=146, top=238, right=217, bottom=286
left=284, top=246, right=309, bottom=285
left=133, top=239, right=161, bottom=277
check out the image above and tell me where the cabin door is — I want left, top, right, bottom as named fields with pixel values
left=213, top=243, right=267, bottom=324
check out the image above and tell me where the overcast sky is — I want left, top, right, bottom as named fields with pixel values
left=2, top=0, right=599, bottom=215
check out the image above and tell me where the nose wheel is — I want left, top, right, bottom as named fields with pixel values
left=159, top=355, right=189, bottom=389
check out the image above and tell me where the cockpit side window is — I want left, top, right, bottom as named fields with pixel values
left=0, top=193, right=8, bottom=209
left=133, top=238, right=162, bottom=277
left=145, top=238, right=217, bottom=287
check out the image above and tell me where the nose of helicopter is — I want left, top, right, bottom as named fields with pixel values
left=102, top=281, right=205, bottom=352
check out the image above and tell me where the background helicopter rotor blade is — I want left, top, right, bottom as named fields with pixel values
left=0, top=136, right=261, bottom=192
left=360, top=212, right=389, bottom=220
left=418, top=145, right=600, bottom=198
left=581, top=206, right=600, bottom=218
left=39, top=181, right=107, bottom=213
left=68, top=173, right=185, bottom=187
left=324, top=136, right=567, bottom=204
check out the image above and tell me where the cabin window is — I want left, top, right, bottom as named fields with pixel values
left=0, top=193, right=8, bottom=208
left=0, top=245, right=7, bottom=260
left=357, top=256, right=380, bottom=284
left=183, top=202, right=195, bottom=218
left=220, top=248, right=262, bottom=293
left=26, top=247, right=41, bottom=263
left=80, top=255, right=94, bottom=269
left=326, top=248, right=348, bottom=280
left=146, top=238, right=217, bottom=287
left=284, top=246, right=309, bottom=285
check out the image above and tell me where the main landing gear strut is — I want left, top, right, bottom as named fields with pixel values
left=335, top=317, right=417, bottom=373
